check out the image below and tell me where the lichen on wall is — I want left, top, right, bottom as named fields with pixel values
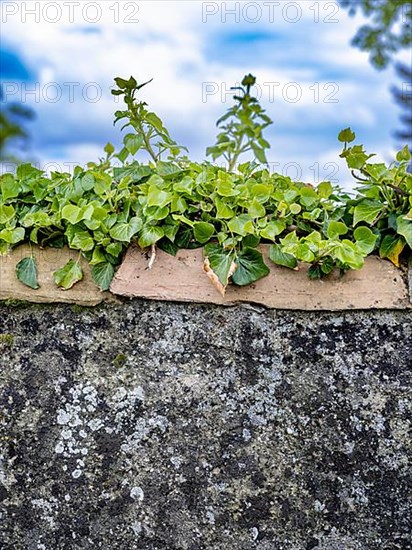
left=0, top=301, right=411, bottom=549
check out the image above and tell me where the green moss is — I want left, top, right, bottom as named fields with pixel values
left=1, top=299, right=31, bottom=308
left=0, top=333, right=14, bottom=348
left=113, top=354, right=127, bottom=368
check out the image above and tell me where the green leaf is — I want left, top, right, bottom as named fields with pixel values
left=334, top=240, right=364, bottom=270
left=216, top=173, right=239, bottom=197
left=363, top=163, right=387, bottom=181
left=299, top=187, right=319, bottom=207
left=104, top=142, right=115, bottom=155
left=251, top=184, right=272, bottom=203
left=61, top=204, right=82, bottom=224
left=16, top=257, right=39, bottom=290
left=353, top=200, right=383, bottom=226
left=396, top=145, right=411, bottom=162
left=396, top=216, right=412, bottom=248
left=70, top=230, right=95, bottom=252
left=260, top=220, right=286, bottom=241
left=124, top=133, right=143, bottom=155
left=289, top=203, right=302, bottom=214
left=53, top=259, right=83, bottom=290
left=147, top=186, right=172, bottom=208
left=204, top=243, right=234, bottom=286
left=379, top=234, right=405, bottom=267
left=228, top=215, right=254, bottom=236
left=0, top=204, right=15, bottom=224
left=0, top=227, right=25, bottom=244
left=1, top=174, right=21, bottom=201
left=296, top=243, right=315, bottom=263
left=156, top=161, right=182, bottom=178
left=231, top=248, right=270, bottom=286
left=81, top=172, right=95, bottom=191
left=91, top=262, right=115, bottom=291
left=138, top=225, right=164, bottom=248
left=173, top=176, right=194, bottom=194
left=338, top=128, right=356, bottom=143
left=193, top=222, right=214, bottom=244
left=268, top=244, right=298, bottom=269
left=344, top=146, right=372, bottom=170
left=354, top=226, right=378, bottom=254
left=327, top=220, right=348, bottom=239
left=248, top=199, right=266, bottom=218
left=110, top=217, right=142, bottom=242
left=114, top=77, right=130, bottom=89
left=215, top=197, right=235, bottom=219
left=106, top=242, right=123, bottom=258
left=90, top=247, right=107, bottom=265
left=251, top=145, right=267, bottom=164
left=317, top=181, right=333, bottom=199
left=146, top=112, right=164, bottom=133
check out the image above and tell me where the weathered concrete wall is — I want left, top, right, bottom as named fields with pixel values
left=1, top=301, right=411, bottom=549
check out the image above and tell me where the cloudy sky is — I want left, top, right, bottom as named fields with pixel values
left=0, top=0, right=405, bottom=188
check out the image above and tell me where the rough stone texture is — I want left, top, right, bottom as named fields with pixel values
left=111, top=245, right=412, bottom=311
left=0, top=301, right=411, bottom=549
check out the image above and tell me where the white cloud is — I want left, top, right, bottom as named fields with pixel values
left=1, top=0, right=402, bottom=185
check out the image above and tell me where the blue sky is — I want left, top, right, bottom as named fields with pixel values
left=0, top=0, right=406, bottom=188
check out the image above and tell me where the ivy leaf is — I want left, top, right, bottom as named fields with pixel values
left=53, top=259, right=83, bottom=290
left=338, top=128, right=356, bottom=143
left=231, top=248, right=270, bottom=286
left=215, top=197, right=235, bottom=219
left=110, top=217, right=142, bottom=242
left=0, top=227, right=25, bottom=244
left=396, top=145, right=411, bottom=162
left=124, top=133, right=143, bottom=155
left=138, top=225, right=164, bottom=248
left=104, top=142, right=115, bottom=155
left=216, top=174, right=239, bottom=197
left=353, top=200, right=383, bottom=226
left=327, top=220, right=348, bottom=239
left=147, top=186, right=172, bottom=208
left=228, top=215, right=254, bottom=236
left=334, top=240, right=364, bottom=270
left=70, top=230, right=95, bottom=252
left=251, top=184, right=272, bottom=203
left=248, top=199, right=266, bottom=218
left=61, top=205, right=82, bottom=224
left=317, top=181, right=333, bottom=199
left=193, top=222, right=214, bottom=244
left=396, top=215, right=412, bottom=248
left=156, top=161, right=183, bottom=178
left=343, top=145, right=373, bottom=169
left=268, top=244, right=298, bottom=269
left=81, top=172, right=95, bottom=191
left=0, top=204, right=15, bottom=224
left=203, top=243, right=235, bottom=287
left=260, top=221, right=286, bottom=241
left=1, top=174, right=21, bottom=201
left=91, top=262, right=115, bottom=291
left=363, top=163, right=387, bottom=181
left=379, top=234, right=405, bottom=267
left=354, top=226, right=378, bottom=254
left=16, top=256, right=39, bottom=290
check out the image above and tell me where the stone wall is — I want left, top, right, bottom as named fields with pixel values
left=1, top=300, right=411, bottom=549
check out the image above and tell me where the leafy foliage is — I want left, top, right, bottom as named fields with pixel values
left=0, top=75, right=411, bottom=294
left=339, top=0, right=412, bottom=69
left=0, top=86, right=35, bottom=162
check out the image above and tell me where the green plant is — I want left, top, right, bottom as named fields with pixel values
left=206, top=74, right=272, bottom=171
left=0, top=74, right=410, bottom=296
left=339, top=129, right=412, bottom=266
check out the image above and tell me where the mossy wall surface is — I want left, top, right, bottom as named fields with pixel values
left=0, top=301, right=411, bottom=549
